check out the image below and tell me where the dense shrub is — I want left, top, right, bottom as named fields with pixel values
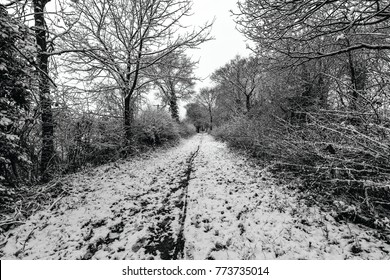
left=0, top=8, right=34, bottom=206
left=55, top=107, right=188, bottom=173
left=54, top=111, right=124, bottom=173
left=177, top=122, right=196, bottom=138
left=213, top=111, right=390, bottom=228
left=134, top=108, right=180, bottom=146
left=213, top=116, right=256, bottom=149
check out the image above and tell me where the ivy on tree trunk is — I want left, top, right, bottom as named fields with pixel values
left=169, top=92, right=180, bottom=122
left=33, top=0, right=55, bottom=182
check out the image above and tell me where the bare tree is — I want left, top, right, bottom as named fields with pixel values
left=184, top=102, right=208, bottom=132
left=211, top=55, right=260, bottom=113
left=235, top=0, right=390, bottom=60
left=61, top=0, right=212, bottom=142
left=151, top=52, right=197, bottom=122
left=235, top=0, right=390, bottom=114
left=196, top=87, right=218, bottom=130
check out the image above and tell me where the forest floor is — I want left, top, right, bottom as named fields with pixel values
left=0, top=134, right=389, bottom=260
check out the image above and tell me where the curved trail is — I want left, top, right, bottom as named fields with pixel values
left=1, top=134, right=389, bottom=260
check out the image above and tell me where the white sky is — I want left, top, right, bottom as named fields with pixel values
left=185, top=0, right=251, bottom=90
left=176, top=0, right=251, bottom=117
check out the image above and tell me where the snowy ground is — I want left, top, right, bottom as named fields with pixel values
left=0, top=134, right=389, bottom=260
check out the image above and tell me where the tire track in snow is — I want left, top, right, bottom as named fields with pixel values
left=0, top=136, right=204, bottom=260
left=172, top=144, right=200, bottom=259
left=3, top=134, right=390, bottom=260
left=143, top=137, right=201, bottom=259
left=182, top=135, right=390, bottom=260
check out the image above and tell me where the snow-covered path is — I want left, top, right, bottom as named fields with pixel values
left=1, top=134, right=389, bottom=259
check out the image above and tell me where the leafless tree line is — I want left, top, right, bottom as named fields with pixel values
left=2, top=0, right=211, bottom=182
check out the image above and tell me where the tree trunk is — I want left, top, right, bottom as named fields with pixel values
left=245, top=94, right=251, bottom=113
left=347, top=50, right=359, bottom=111
left=317, top=60, right=328, bottom=109
left=317, top=73, right=328, bottom=109
left=124, top=39, right=142, bottom=142
left=33, top=0, right=55, bottom=182
left=209, top=106, right=213, bottom=131
left=124, top=91, right=133, bottom=142
left=296, top=64, right=313, bottom=123
left=169, top=90, right=180, bottom=122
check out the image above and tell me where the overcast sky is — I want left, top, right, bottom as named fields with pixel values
left=174, top=0, right=251, bottom=117
left=185, top=0, right=251, bottom=90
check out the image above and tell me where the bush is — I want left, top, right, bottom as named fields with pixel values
left=214, top=110, right=390, bottom=229
left=178, top=122, right=196, bottom=138
left=55, top=108, right=191, bottom=173
left=213, top=115, right=255, bottom=148
left=55, top=111, right=124, bottom=173
left=134, top=108, right=180, bottom=146
left=213, top=114, right=275, bottom=160
left=0, top=8, right=33, bottom=191
left=82, top=117, right=123, bottom=166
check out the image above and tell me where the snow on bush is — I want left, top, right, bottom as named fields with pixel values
left=135, top=108, right=180, bottom=145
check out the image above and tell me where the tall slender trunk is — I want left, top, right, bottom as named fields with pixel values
left=347, top=50, right=359, bottom=111
left=317, top=73, right=328, bottom=109
left=245, top=94, right=251, bottom=113
left=33, top=0, right=55, bottom=182
left=209, top=106, right=213, bottom=131
left=124, top=38, right=143, bottom=142
left=317, top=60, right=328, bottom=109
left=124, top=91, right=133, bottom=142
left=296, top=64, right=313, bottom=123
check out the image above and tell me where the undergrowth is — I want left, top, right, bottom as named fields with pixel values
left=213, top=112, right=390, bottom=237
left=0, top=108, right=196, bottom=234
